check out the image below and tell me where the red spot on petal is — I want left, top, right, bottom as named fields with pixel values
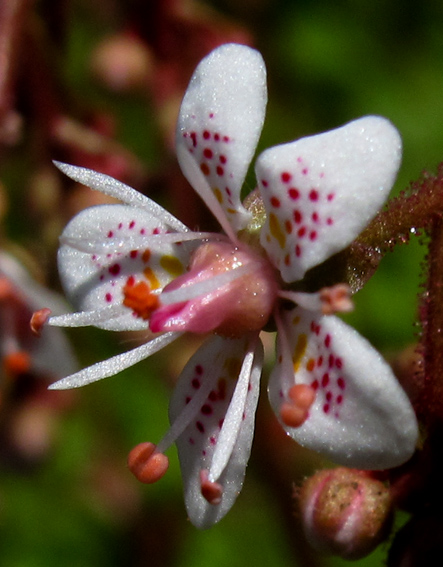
left=337, top=395, right=343, bottom=404
left=284, top=220, right=293, bottom=233
left=293, top=210, right=302, bottom=223
left=130, top=250, right=138, bottom=258
left=309, top=231, right=317, bottom=240
left=203, top=148, right=213, bottom=159
left=298, top=226, right=306, bottom=237
left=311, top=380, right=319, bottom=390
left=201, top=404, right=213, bottom=415
left=325, top=334, right=331, bottom=348
left=336, top=358, right=343, bottom=369
left=309, top=190, right=319, bottom=201
left=190, top=132, right=197, bottom=147
left=270, top=196, right=281, bottom=207
left=220, top=155, right=227, bottom=164
left=337, top=377, right=345, bottom=390
left=203, top=130, right=210, bottom=140
left=216, top=166, right=224, bottom=176
left=129, top=220, right=135, bottom=229
left=196, top=421, right=205, bottom=433
left=105, top=293, right=112, bottom=302
left=281, top=172, right=292, bottom=183
left=108, top=264, right=121, bottom=276
left=295, top=245, right=301, bottom=257
left=321, top=373, right=330, bottom=387
left=214, top=133, right=220, bottom=141
left=107, top=230, right=114, bottom=237
left=327, top=218, right=334, bottom=225
left=192, top=378, right=201, bottom=389
left=302, top=168, right=308, bottom=175
left=288, top=187, right=300, bottom=200
left=195, top=364, right=203, bottom=374
left=327, top=193, right=335, bottom=201
left=223, top=136, right=230, bottom=142
left=261, top=179, right=268, bottom=187
left=312, top=212, right=319, bottom=222
left=323, top=404, right=330, bottom=414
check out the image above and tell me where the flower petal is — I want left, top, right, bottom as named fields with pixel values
left=169, top=334, right=263, bottom=528
left=269, top=307, right=418, bottom=469
left=176, top=43, right=267, bottom=234
left=256, top=116, right=402, bottom=282
left=58, top=204, right=193, bottom=330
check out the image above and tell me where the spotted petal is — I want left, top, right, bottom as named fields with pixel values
left=169, top=334, right=263, bottom=528
left=269, top=307, right=418, bottom=469
left=176, top=43, right=267, bottom=235
left=58, top=204, right=193, bottom=330
left=256, top=116, right=402, bottom=282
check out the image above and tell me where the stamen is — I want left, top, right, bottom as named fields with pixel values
left=122, top=280, right=160, bottom=319
left=159, top=264, right=252, bottom=306
left=127, top=442, right=169, bottom=484
left=3, top=351, right=31, bottom=376
left=48, top=332, right=180, bottom=389
left=48, top=304, right=124, bottom=327
left=200, top=469, right=223, bottom=505
left=280, top=384, right=316, bottom=428
left=53, top=161, right=189, bottom=232
left=319, top=284, right=354, bottom=315
left=60, top=231, right=223, bottom=254
left=30, top=308, right=52, bottom=335
left=208, top=338, right=258, bottom=483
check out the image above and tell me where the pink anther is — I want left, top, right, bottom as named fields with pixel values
left=200, top=469, right=223, bottom=505
left=280, top=384, right=316, bottom=428
left=30, top=308, right=52, bottom=336
left=127, top=442, right=169, bottom=484
left=319, top=284, right=353, bottom=315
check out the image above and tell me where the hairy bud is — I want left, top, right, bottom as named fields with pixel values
left=298, top=467, right=392, bottom=560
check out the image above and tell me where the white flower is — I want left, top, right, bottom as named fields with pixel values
left=46, top=44, right=418, bottom=529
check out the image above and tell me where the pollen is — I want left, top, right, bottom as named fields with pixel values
left=123, top=280, right=160, bottom=320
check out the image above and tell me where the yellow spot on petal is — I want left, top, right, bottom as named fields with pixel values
left=201, top=163, right=210, bottom=176
left=292, top=333, right=307, bottom=372
left=142, top=249, right=151, bottom=263
left=269, top=212, right=286, bottom=249
left=143, top=267, right=161, bottom=290
left=227, top=208, right=237, bottom=214
left=160, top=255, right=184, bottom=277
left=214, top=187, right=223, bottom=203
left=292, top=315, right=301, bottom=325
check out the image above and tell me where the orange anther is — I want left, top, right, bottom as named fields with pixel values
left=280, top=403, right=308, bottom=428
left=3, top=351, right=31, bottom=376
left=30, top=308, right=52, bottom=336
left=128, top=442, right=169, bottom=484
left=122, top=280, right=160, bottom=320
left=288, top=384, right=316, bottom=410
left=200, top=469, right=223, bottom=505
left=281, top=384, right=316, bottom=428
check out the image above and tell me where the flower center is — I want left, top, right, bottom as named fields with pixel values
left=147, top=240, right=280, bottom=338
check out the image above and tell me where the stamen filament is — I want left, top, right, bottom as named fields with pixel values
left=160, top=264, right=254, bottom=306
left=208, top=336, right=257, bottom=483
left=53, top=161, right=189, bottom=232
left=48, top=332, right=180, bottom=389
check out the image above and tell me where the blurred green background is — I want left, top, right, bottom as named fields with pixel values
left=2, top=0, right=442, bottom=565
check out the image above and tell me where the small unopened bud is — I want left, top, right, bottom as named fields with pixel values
left=298, top=467, right=392, bottom=560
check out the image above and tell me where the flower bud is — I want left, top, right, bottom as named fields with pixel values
left=298, top=467, right=392, bottom=560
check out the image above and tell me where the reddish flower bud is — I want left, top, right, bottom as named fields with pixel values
left=298, top=467, right=392, bottom=560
